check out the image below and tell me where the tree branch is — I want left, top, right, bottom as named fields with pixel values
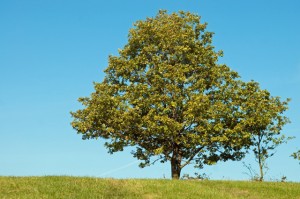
left=180, top=146, right=204, bottom=169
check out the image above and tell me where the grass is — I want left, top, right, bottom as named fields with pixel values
left=1, top=176, right=300, bottom=199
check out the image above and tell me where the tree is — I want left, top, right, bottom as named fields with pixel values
left=71, top=10, right=285, bottom=179
left=241, top=82, right=291, bottom=181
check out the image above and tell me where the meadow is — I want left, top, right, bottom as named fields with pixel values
left=1, top=176, right=300, bottom=199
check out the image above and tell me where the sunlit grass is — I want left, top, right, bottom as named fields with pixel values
left=1, top=176, right=300, bottom=199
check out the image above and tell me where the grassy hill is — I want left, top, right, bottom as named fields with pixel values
left=1, top=176, right=300, bottom=199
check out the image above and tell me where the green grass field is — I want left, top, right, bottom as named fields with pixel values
left=1, top=176, right=300, bottom=199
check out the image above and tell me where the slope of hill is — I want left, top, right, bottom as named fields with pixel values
left=1, top=176, right=299, bottom=199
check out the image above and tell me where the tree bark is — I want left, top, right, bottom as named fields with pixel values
left=171, top=144, right=182, bottom=179
left=171, top=158, right=181, bottom=179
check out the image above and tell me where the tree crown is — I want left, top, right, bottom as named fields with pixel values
left=71, top=11, right=290, bottom=176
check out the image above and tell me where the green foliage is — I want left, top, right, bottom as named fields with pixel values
left=1, top=176, right=300, bottom=199
left=291, top=150, right=300, bottom=162
left=71, top=10, right=290, bottom=179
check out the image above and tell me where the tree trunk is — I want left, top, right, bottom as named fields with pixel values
left=171, top=144, right=182, bottom=179
left=258, top=156, right=264, bottom=181
left=257, top=135, right=264, bottom=181
left=171, top=159, right=181, bottom=179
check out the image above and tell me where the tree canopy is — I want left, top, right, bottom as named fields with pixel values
left=71, top=10, right=290, bottom=179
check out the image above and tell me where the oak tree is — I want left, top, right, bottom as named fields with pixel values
left=71, top=11, right=288, bottom=179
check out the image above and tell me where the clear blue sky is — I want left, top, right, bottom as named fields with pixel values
left=1, top=0, right=299, bottom=181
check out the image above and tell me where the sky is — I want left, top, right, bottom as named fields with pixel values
left=0, top=0, right=299, bottom=181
